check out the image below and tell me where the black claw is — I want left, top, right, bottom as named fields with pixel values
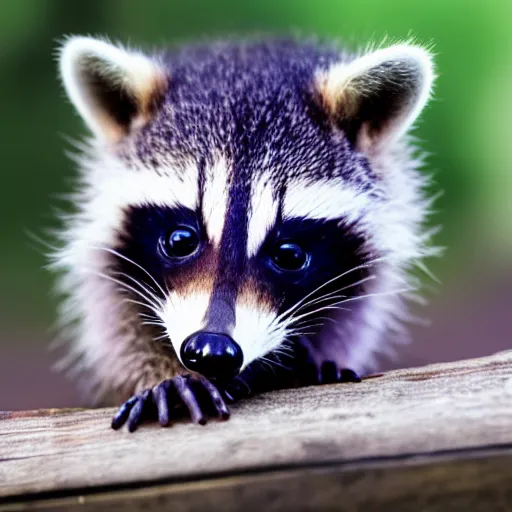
left=111, top=396, right=138, bottom=430
left=223, top=376, right=252, bottom=403
left=155, top=380, right=172, bottom=426
left=320, top=361, right=339, bottom=384
left=111, top=374, right=232, bottom=431
left=127, top=390, right=152, bottom=432
left=198, top=376, right=230, bottom=420
left=174, top=375, right=206, bottom=425
left=340, top=368, right=362, bottom=383
left=222, top=390, right=235, bottom=403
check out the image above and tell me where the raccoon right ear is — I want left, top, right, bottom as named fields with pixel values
left=59, top=36, right=167, bottom=143
left=316, top=44, right=435, bottom=153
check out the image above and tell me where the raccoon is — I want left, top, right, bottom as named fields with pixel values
left=53, top=35, right=437, bottom=431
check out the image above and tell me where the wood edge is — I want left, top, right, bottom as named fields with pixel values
left=2, top=350, right=511, bottom=421
left=2, top=443, right=512, bottom=510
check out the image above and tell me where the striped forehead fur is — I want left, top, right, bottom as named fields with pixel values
left=202, top=156, right=231, bottom=246
left=57, top=150, right=199, bottom=269
left=71, top=151, right=237, bottom=255
left=283, top=178, right=373, bottom=224
left=247, top=172, right=279, bottom=257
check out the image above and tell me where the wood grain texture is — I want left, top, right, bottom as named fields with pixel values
left=1, top=351, right=512, bottom=510
left=4, top=451, right=512, bottom=511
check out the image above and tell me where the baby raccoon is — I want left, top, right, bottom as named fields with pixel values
left=53, top=35, right=437, bottom=431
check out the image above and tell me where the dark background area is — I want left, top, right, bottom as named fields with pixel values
left=1, top=0, right=511, bottom=410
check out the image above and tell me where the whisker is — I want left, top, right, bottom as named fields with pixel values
left=286, top=321, right=327, bottom=333
left=300, top=293, right=348, bottom=310
left=271, top=344, right=295, bottom=356
left=288, top=274, right=377, bottom=318
left=334, top=287, right=415, bottom=306
left=272, top=257, right=384, bottom=326
left=141, top=321, right=166, bottom=328
left=90, top=271, right=163, bottom=313
left=337, top=274, right=377, bottom=293
left=283, top=286, right=413, bottom=329
left=288, top=304, right=351, bottom=325
left=257, top=357, right=278, bottom=375
left=90, top=245, right=169, bottom=298
left=120, top=298, right=160, bottom=316
left=260, top=356, right=290, bottom=373
left=284, top=328, right=321, bottom=337
left=153, top=333, right=170, bottom=342
left=138, top=312, right=159, bottom=320
left=110, top=270, right=165, bottom=310
left=295, top=315, right=338, bottom=327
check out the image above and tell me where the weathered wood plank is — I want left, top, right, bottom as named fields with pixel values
left=1, top=351, right=512, bottom=510
left=3, top=449, right=512, bottom=511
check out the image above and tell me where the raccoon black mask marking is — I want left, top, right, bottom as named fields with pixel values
left=116, top=204, right=369, bottom=356
left=53, top=36, right=437, bottom=430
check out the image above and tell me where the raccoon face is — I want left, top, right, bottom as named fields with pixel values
left=114, top=199, right=370, bottom=380
left=59, top=37, right=434, bottom=380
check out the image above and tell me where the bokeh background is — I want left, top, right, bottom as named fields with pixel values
left=1, top=0, right=511, bottom=410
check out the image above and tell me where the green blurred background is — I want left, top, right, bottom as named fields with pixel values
left=1, top=0, right=511, bottom=410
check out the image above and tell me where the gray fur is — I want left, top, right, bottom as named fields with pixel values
left=121, top=40, right=377, bottom=191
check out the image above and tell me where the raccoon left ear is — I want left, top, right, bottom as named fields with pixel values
left=317, top=44, right=435, bottom=153
left=59, top=36, right=167, bottom=143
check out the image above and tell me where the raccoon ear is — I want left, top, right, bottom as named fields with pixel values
left=59, top=36, right=167, bottom=143
left=317, top=44, right=435, bottom=152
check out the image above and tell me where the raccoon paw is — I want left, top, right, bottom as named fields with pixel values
left=319, top=361, right=361, bottom=384
left=221, top=358, right=296, bottom=402
left=298, top=359, right=361, bottom=386
left=111, top=374, right=230, bottom=432
left=222, top=375, right=253, bottom=403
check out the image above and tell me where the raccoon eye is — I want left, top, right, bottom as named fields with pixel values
left=163, top=227, right=199, bottom=258
left=271, top=242, right=309, bottom=272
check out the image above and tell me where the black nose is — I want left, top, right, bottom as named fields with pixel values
left=181, top=332, right=243, bottom=381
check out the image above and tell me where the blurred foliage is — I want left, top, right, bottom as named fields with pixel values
left=0, top=0, right=510, bottom=333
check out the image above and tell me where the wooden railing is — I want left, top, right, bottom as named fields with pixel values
left=1, top=351, right=512, bottom=511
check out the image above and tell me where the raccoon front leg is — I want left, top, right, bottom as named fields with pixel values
left=298, top=359, right=361, bottom=385
left=291, top=336, right=362, bottom=386
left=221, top=347, right=300, bottom=402
left=109, top=347, right=230, bottom=432
left=221, top=342, right=361, bottom=403
left=111, top=374, right=230, bottom=432
left=222, top=359, right=296, bottom=402
left=293, top=341, right=362, bottom=386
